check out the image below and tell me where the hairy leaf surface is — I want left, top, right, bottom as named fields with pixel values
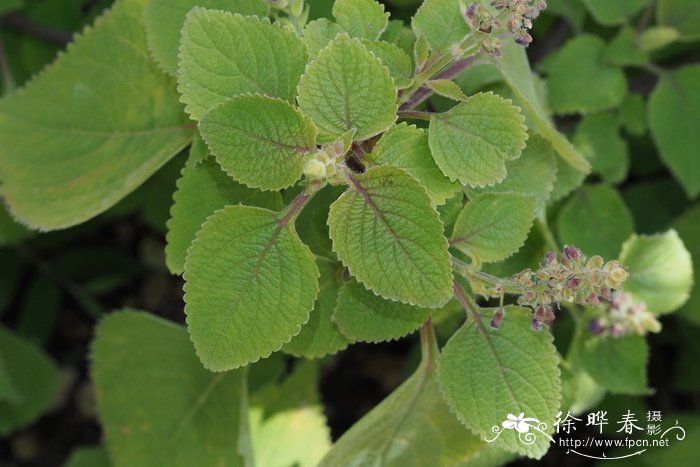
left=581, top=335, right=649, bottom=394
left=557, top=185, right=634, bottom=260
left=283, top=260, right=349, bottom=358
left=649, top=65, right=700, bottom=198
left=0, top=326, right=58, bottom=435
left=145, top=0, right=268, bottom=74
left=332, top=0, right=388, bottom=40
left=619, top=230, right=693, bottom=314
left=451, top=193, right=536, bottom=263
left=547, top=35, right=627, bottom=114
left=438, top=306, right=560, bottom=459
left=412, top=0, right=470, bottom=52
left=199, top=95, right=317, bottom=190
left=333, top=278, right=433, bottom=343
left=328, top=165, right=452, bottom=307
left=92, top=311, right=248, bottom=466
left=0, top=0, right=192, bottom=230
left=184, top=206, right=319, bottom=371
left=429, top=92, right=528, bottom=187
left=369, top=123, right=459, bottom=205
left=297, top=35, right=397, bottom=142
left=467, top=134, right=557, bottom=211
left=165, top=154, right=283, bottom=274
left=178, top=9, right=308, bottom=120
left=492, top=42, right=591, bottom=173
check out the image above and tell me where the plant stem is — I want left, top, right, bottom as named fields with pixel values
left=0, top=35, right=14, bottom=95
left=1, top=12, right=72, bottom=45
left=536, top=214, right=560, bottom=253
left=278, top=181, right=320, bottom=228
left=399, top=51, right=483, bottom=111
left=419, top=318, right=438, bottom=370
left=451, top=257, right=525, bottom=294
left=396, top=110, right=434, bottom=121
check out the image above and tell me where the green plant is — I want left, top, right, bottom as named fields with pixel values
left=0, top=0, right=698, bottom=465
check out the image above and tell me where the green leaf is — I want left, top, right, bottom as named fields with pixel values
left=92, top=310, right=248, bottom=466
left=557, top=184, right=634, bottom=260
left=382, top=19, right=417, bottom=56
left=250, top=362, right=331, bottom=467
left=64, top=447, right=110, bottom=467
left=619, top=230, right=693, bottom=314
left=428, top=92, right=528, bottom=187
left=581, top=335, right=649, bottom=395
left=17, top=276, right=60, bottom=345
left=491, top=42, right=591, bottom=174
left=437, top=306, right=560, bottom=459
left=639, top=26, right=680, bottom=52
left=0, top=325, right=58, bottom=435
left=178, top=8, right=308, bottom=120
left=320, top=328, right=508, bottom=466
left=573, top=113, right=629, bottom=184
left=0, top=0, right=22, bottom=15
left=649, top=65, right=700, bottom=198
left=184, top=205, right=319, bottom=371
left=546, top=0, right=588, bottom=31
left=618, top=93, right=647, bottom=136
left=623, top=180, right=686, bottom=234
left=427, top=79, right=468, bottom=101
left=605, top=27, right=649, bottom=66
left=332, top=0, right=389, bottom=40
left=0, top=0, right=192, bottom=230
left=0, top=202, right=31, bottom=245
left=249, top=361, right=328, bottom=466
left=145, top=0, right=269, bottom=75
left=359, top=39, right=414, bottom=89
left=165, top=155, right=283, bottom=274
left=283, top=260, right=349, bottom=358
left=303, top=18, right=345, bottom=58
left=550, top=156, right=586, bottom=203
left=582, top=0, right=650, bottom=26
left=199, top=95, right=317, bottom=190
left=451, top=193, right=536, bottom=263
left=297, top=35, right=397, bottom=143
left=437, top=191, right=464, bottom=228
left=674, top=205, right=700, bottom=325
left=369, top=123, right=459, bottom=205
left=294, top=185, right=343, bottom=259
left=547, top=35, right=627, bottom=115
left=0, top=356, right=20, bottom=405
left=333, top=278, right=433, bottom=343
left=328, top=165, right=452, bottom=308
left=412, top=0, right=470, bottom=52
left=657, top=0, right=700, bottom=41
left=467, top=134, right=558, bottom=211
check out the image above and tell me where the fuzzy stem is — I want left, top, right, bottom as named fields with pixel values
left=451, top=257, right=526, bottom=294
left=278, top=181, right=321, bottom=228
left=396, top=110, right=435, bottom=121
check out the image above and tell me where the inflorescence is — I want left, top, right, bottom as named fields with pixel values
left=507, top=246, right=630, bottom=331
left=461, top=0, right=547, bottom=56
left=589, top=292, right=662, bottom=337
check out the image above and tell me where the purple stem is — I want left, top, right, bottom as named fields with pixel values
left=399, top=52, right=483, bottom=112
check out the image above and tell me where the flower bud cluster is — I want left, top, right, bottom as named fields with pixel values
left=588, top=292, right=662, bottom=338
left=511, top=245, right=629, bottom=331
left=302, top=146, right=349, bottom=186
left=460, top=0, right=546, bottom=56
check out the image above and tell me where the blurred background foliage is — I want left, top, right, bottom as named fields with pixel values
left=0, top=0, right=699, bottom=465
